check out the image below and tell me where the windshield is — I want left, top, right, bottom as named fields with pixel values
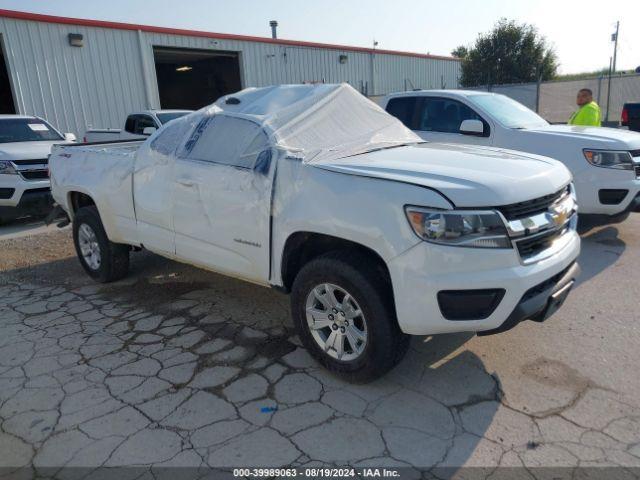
left=0, top=118, right=63, bottom=143
left=470, top=94, right=548, bottom=129
left=156, top=112, right=191, bottom=125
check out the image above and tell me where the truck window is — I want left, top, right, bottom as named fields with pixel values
left=417, top=98, right=487, bottom=135
left=125, top=115, right=157, bottom=135
left=149, top=115, right=194, bottom=156
left=385, top=97, right=418, bottom=129
left=124, top=116, right=136, bottom=134
left=179, top=116, right=268, bottom=170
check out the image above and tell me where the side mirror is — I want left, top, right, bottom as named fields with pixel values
left=459, top=119, right=485, bottom=136
left=142, top=126, right=157, bottom=136
left=64, top=133, right=77, bottom=142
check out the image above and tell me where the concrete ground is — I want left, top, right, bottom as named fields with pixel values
left=0, top=215, right=639, bottom=478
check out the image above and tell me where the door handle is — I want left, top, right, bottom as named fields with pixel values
left=177, top=179, right=196, bottom=188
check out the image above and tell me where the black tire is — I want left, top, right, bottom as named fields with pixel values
left=291, top=250, right=410, bottom=383
left=72, top=206, right=130, bottom=283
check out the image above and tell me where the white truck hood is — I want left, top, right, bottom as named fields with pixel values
left=313, top=143, right=571, bottom=207
left=0, top=140, right=69, bottom=161
left=523, top=125, right=640, bottom=150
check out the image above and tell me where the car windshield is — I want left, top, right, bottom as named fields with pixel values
left=470, top=94, right=548, bottom=129
left=156, top=112, right=191, bottom=125
left=0, top=118, right=63, bottom=143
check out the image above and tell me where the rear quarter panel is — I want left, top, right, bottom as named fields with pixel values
left=49, top=144, right=141, bottom=245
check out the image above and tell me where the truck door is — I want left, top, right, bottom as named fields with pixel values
left=171, top=115, right=274, bottom=284
left=133, top=127, right=181, bottom=256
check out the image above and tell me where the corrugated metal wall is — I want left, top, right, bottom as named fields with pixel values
left=0, top=15, right=460, bottom=136
left=0, top=17, right=149, bottom=137
left=373, top=53, right=461, bottom=94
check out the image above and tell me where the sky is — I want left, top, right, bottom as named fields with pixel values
left=0, top=0, right=638, bottom=74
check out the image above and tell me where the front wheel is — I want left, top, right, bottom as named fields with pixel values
left=291, top=251, right=409, bottom=382
left=73, top=206, right=130, bottom=283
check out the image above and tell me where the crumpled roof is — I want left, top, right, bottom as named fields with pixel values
left=213, top=83, right=422, bottom=163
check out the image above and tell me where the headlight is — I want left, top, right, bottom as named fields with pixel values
left=0, top=160, right=17, bottom=175
left=583, top=149, right=633, bottom=170
left=405, top=207, right=511, bottom=248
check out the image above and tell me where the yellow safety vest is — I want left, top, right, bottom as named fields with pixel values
left=568, top=101, right=601, bottom=126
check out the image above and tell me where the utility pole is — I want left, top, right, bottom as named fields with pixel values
left=370, top=40, right=378, bottom=97
left=611, top=21, right=620, bottom=73
left=605, top=21, right=619, bottom=123
left=605, top=57, right=613, bottom=123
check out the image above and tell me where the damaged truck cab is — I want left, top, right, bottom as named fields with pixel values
left=50, top=84, right=580, bottom=381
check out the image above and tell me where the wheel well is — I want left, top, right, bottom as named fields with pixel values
left=281, top=232, right=393, bottom=293
left=69, top=192, right=95, bottom=214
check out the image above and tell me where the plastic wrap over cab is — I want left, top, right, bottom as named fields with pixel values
left=147, top=83, right=422, bottom=167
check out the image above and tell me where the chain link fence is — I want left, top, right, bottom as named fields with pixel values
left=472, top=73, right=640, bottom=125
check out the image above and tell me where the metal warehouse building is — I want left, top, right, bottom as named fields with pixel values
left=0, top=9, right=460, bottom=137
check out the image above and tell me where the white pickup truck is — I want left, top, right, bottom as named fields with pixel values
left=83, top=110, right=192, bottom=143
left=0, top=115, right=75, bottom=223
left=381, top=90, right=640, bottom=220
left=50, top=84, right=580, bottom=381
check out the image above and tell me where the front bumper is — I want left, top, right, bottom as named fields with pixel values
left=477, top=261, right=580, bottom=336
left=388, top=229, right=580, bottom=336
left=0, top=174, right=53, bottom=218
left=0, top=174, right=51, bottom=208
left=574, top=168, right=640, bottom=216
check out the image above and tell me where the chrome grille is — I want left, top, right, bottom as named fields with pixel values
left=497, top=186, right=570, bottom=221
left=20, top=170, right=49, bottom=180
left=12, top=158, right=48, bottom=166
left=516, top=226, right=569, bottom=259
left=504, top=185, right=577, bottom=264
left=11, top=159, right=49, bottom=181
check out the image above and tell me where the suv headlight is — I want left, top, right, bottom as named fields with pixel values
left=583, top=149, right=633, bottom=170
left=405, top=207, right=511, bottom=248
left=0, top=160, right=17, bottom=175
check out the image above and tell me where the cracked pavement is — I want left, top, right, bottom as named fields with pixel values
left=0, top=216, right=639, bottom=478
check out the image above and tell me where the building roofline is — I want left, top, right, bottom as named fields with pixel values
left=0, top=8, right=459, bottom=62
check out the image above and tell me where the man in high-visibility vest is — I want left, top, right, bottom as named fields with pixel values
left=568, top=88, right=601, bottom=126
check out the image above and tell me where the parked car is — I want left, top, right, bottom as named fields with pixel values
left=621, top=102, right=640, bottom=132
left=0, top=115, right=75, bottom=224
left=50, top=84, right=580, bottom=381
left=381, top=90, right=640, bottom=221
left=83, top=110, right=192, bottom=143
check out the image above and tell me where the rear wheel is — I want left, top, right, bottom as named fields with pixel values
left=73, top=206, right=130, bottom=282
left=291, top=251, right=409, bottom=382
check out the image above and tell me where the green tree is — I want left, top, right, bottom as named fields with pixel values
left=453, top=19, right=558, bottom=87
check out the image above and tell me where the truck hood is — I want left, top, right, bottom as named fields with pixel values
left=314, top=143, right=571, bottom=207
left=523, top=124, right=640, bottom=150
left=0, top=140, right=70, bottom=161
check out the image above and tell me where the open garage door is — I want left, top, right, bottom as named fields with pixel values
left=0, top=35, right=16, bottom=114
left=153, top=47, right=242, bottom=110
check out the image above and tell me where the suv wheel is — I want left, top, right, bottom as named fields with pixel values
left=73, top=206, right=130, bottom=282
left=291, top=251, right=409, bottom=382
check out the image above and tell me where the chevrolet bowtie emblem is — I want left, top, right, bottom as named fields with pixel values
left=550, top=205, right=568, bottom=226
